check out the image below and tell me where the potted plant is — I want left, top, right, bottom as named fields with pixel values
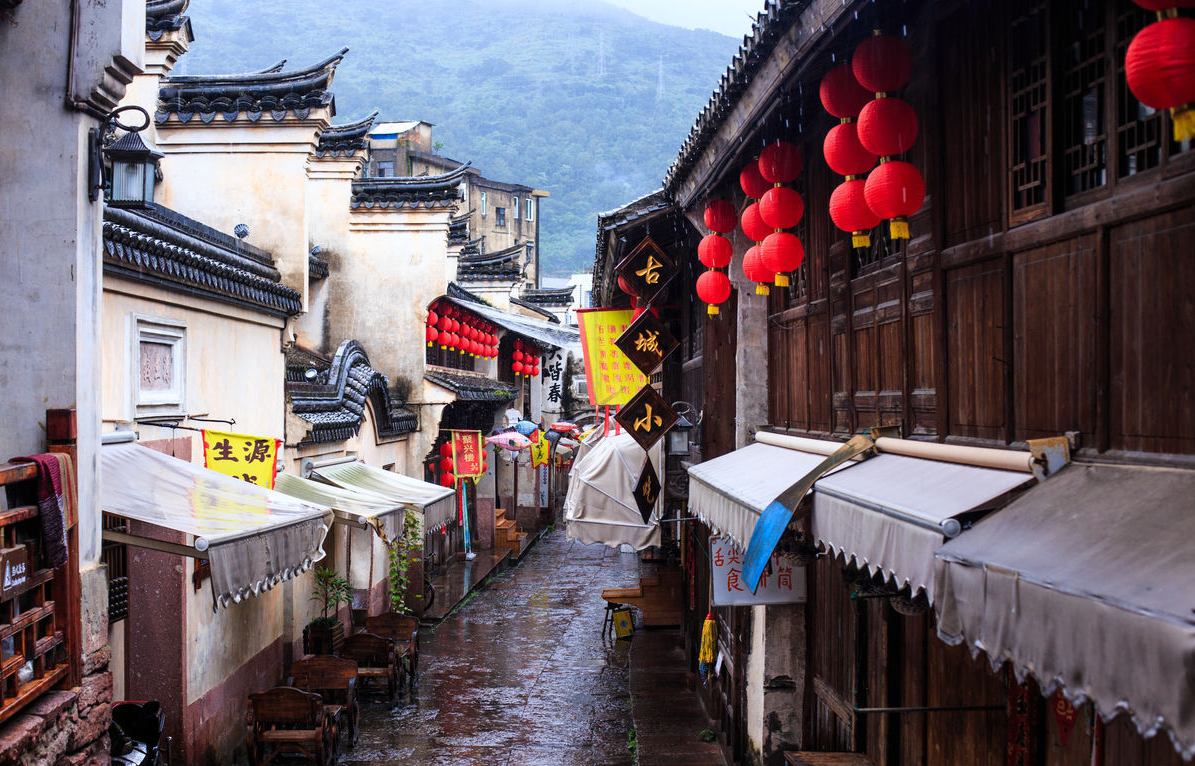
left=303, top=567, right=351, bottom=655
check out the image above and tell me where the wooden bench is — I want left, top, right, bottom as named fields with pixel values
left=245, top=686, right=333, bottom=766
left=339, top=633, right=398, bottom=701
left=289, top=654, right=359, bottom=754
left=364, top=613, right=419, bottom=687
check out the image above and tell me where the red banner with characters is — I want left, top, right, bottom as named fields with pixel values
left=451, top=430, right=484, bottom=479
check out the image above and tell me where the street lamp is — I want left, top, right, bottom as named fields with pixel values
left=667, top=414, right=694, bottom=456
left=106, top=129, right=163, bottom=207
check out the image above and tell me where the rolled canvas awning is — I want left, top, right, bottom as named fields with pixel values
left=812, top=453, right=1032, bottom=603
left=565, top=431, right=661, bottom=551
left=275, top=473, right=407, bottom=543
left=934, top=462, right=1195, bottom=760
left=100, top=442, right=332, bottom=609
left=310, top=462, right=455, bottom=532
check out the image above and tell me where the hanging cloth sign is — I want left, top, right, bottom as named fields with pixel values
left=451, top=430, right=485, bottom=479
left=201, top=430, right=281, bottom=489
left=529, top=435, right=551, bottom=468
left=576, top=308, right=648, bottom=406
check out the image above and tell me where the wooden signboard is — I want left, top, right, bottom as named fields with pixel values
left=615, top=385, right=678, bottom=451
left=633, top=460, right=661, bottom=524
left=614, top=236, right=677, bottom=303
left=0, top=545, right=31, bottom=600
left=615, top=310, right=679, bottom=376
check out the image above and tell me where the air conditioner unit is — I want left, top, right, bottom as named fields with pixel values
left=570, top=378, right=588, bottom=400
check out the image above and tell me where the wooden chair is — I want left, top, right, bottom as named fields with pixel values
left=339, top=633, right=398, bottom=701
left=245, top=686, right=333, bottom=766
left=364, top=613, right=420, bottom=688
left=289, top=654, right=359, bottom=754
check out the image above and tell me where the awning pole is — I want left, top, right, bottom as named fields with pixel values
left=102, top=529, right=205, bottom=559
left=855, top=705, right=1003, bottom=714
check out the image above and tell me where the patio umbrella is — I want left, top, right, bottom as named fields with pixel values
left=564, top=431, right=662, bottom=551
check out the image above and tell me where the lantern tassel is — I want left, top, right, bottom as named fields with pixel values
left=698, top=612, right=717, bottom=680
left=890, top=218, right=910, bottom=240
left=1172, top=106, right=1195, bottom=144
left=707, top=304, right=719, bottom=316
left=774, top=273, right=790, bottom=287
left=852, top=232, right=871, bottom=248
left=755, top=284, right=770, bottom=295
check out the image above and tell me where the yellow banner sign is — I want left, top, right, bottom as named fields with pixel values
left=529, top=436, right=550, bottom=468
left=201, top=430, right=281, bottom=489
left=576, top=308, right=649, bottom=406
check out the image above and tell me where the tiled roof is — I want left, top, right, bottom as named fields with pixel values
left=520, top=286, right=575, bottom=307
left=456, top=241, right=528, bottom=282
left=146, top=0, right=191, bottom=40
left=448, top=211, right=472, bottom=245
left=441, top=295, right=581, bottom=350
left=510, top=297, right=560, bottom=323
left=102, top=204, right=301, bottom=317
left=424, top=369, right=518, bottom=402
left=309, top=246, right=329, bottom=279
left=350, top=165, right=469, bottom=210
left=446, top=281, right=495, bottom=306
left=288, top=340, right=417, bottom=444
left=156, top=48, right=347, bottom=124
left=315, top=110, right=379, bottom=158
left=593, top=188, right=672, bottom=302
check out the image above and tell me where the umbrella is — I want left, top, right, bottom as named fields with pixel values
left=564, top=431, right=662, bottom=551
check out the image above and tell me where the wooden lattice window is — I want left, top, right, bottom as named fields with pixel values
left=426, top=344, right=476, bottom=372
left=1008, top=1, right=1050, bottom=222
left=100, top=513, right=128, bottom=623
left=1116, top=4, right=1167, bottom=178
left=851, top=227, right=900, bottom=279
left=1060, top=0, right=1109, bottom=196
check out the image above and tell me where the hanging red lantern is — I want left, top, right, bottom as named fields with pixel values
left=853, top=33, right=913, bottom=94
left=759, top=186, right=805, bottom=230
left=426, top=326, right=438, bottom=347
left=1132, top=0, right=1195, bottom=8
left=740, top=202, right=772, bottom=243
left=864, top=160, right=925, bottom=240
left=824, top=122, right=878, bottom=177
left=739, top=160, right=772, bottom=199
left=856, top=97, right=919, bottom=157
left=513, top=349, right=524, bottom=363
left=439, top=472, right=456, bottom=488
left=830, top=179, right=881, bottom=248
left=437, top=316, right=451, bottom=332
left=451, top=318, right=461, bottom=333
left=427, top=309, right=438, bottom=327
left=514, top=338, right=523, bottom=350
left=439, top=457, right=454, bottom=473
left=761, top=232, right=805, bottom=286
left=1126, top=17, right=1195, bottom=142
left=703, top=199, right=738, bottom=234
left=742, top=245, right=775, bottom=295
left=820, top=63, right=874, bottom=119
left=757, top=140, right=802, bottom=184
left=513, top=361, right=524, bottom=376
left=696, top=270, right=732, bottom=316
left=698, top=233, right=733, bottom=268
left=439, top=442, right=453, bottom=458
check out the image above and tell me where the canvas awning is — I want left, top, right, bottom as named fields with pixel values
left=100, top=441, right=332, bottom=609
left=310, top=462, right=455, bottom=532
left=275, top=473, right=408, bottom=543
left=565, top=431, right=661, bottom=551
left=934, top=462, right=1195, bottom=760
left=687, top=436, right=846, bottom=552
left=812, top=453, right=1032, bottom=603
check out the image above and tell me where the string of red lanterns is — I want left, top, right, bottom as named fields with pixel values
left=697, top=198, right=737, bottom=315
left=757, top=140, right=806, bottom=287
left=512, top=337, right=543, bottom=378
left=821, top=62, right=881, bottom=248
left=427, top=301, right=500, bottom=359
left=1125, top=2, right=1195, bottom=143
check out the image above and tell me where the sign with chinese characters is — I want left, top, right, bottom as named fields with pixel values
left=710, top=537, right=806, bottom=606
left=451, top=430, right=485, bottom=479
left=529, top=434, right=551, bottom=468
left=541, top=350, right=566, bottom=410
left=614, top=385, right=678, bottom=451
left=0, top=545, right=30, bottom=599
left=614, top=236, right=677, bottom=303
left=537, top=465, right=549, bottom=507
left=633, top=459, right=660, bottom=524
left=201, top=430, right=281, bottom=488
left=615, top=310, right=679, bottom=376
left=576, top=308, right=649, bottom=406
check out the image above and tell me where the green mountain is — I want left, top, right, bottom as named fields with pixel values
left=174, top=0, right=739, bottom=276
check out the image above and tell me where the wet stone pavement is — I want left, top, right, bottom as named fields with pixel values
left=342, top=529, right=643, bottom=766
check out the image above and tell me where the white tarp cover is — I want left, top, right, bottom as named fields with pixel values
left=100, top=442, right=331, bottom=608
left=275, top=473, right=408, bottom=542
left=310, top=462, right=456, bottom=532
left=687, top=441, right=838, bottom=552
left=565, top=431, right=661, bottom=550
left=934, top=462, right=1195, bottom=760
left=812, top=453, right=1032, bottom=603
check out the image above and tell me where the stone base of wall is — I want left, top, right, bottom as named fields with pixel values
left=0, top=658, right=112, bottom=766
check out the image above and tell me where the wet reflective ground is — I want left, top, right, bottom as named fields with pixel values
left=342, top=530, right=642, bottom=765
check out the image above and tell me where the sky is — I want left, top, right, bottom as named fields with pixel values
left=602, top=0, right=765, bottom=38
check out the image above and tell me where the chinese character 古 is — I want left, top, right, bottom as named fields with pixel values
left=242, top=439, right=272, bottom=464
left=635, top=255, right=663, bottom=285
left=633, top=404, right=663, bottom=432
left=211, top=439, right=238, bottom=462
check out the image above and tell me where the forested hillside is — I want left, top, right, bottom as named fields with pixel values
left=176, top=0, right=741, bottom=276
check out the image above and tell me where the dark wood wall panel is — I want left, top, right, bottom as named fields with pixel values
left=809, top=308, right=833, bottom=434
left=946, top=261, right=1007, bottom=440
left=1109, top=208, right=1195, bottom=454
left=703, top=292, right=739, bottom=460
left=1012, top=236, right=1099, bottom=443
left=924, top=641, right=1006, bottom=766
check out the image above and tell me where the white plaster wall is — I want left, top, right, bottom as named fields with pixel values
left=747, top=605, right=767, bottom=754
left=302, top=154, right=364, bottom=351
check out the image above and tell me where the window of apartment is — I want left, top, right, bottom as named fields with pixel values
left=525, top=198, right=535, bottom=221
left=513, top=196, right=520, bottom=222
left=480, top=191, right=487, bottom=217
left=496, top=207, right=507, bottom=227
left=132, top=314, right=186, bottom=418
left=376, top=160, right=394, bottom=178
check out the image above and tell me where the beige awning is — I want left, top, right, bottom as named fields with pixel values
left=564, top=431, right=661, bottom=551
left=100, top=442, right=332, bottom=609
left=310, top=461, right=456, bottom=532
left=934, top=462, right=1195, bottom=760
left=274, top=473, right=408, bottom=543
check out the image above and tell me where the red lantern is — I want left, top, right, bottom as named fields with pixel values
left=739, top=160, right=772, bottom=199
left=1132, top=0, right=1195, bottom=8
left=426, top=326, right=438, bottom=347
left=695, top=270, right=732, bottom=316
left=439, top=472, right=456, bottom=488
left=427, top=309, right=438, bottom=326
left=1126, top=17, right=1195, bottom=142
left=439, top=457, right=453, bottom=473
left=830, top=179, right=881, bottom=248
left=740, top=203, right=772, bottom=243
left=820, top=63, right=873, bottom=119
left=449, top=318, right=459, bottom=333
left=857, top=97, right=919, bottom=157
left=759, top=186, right=805, bottom=230
left=825, top=122, right=879, bottom=177
left=703, top=199, right=738, bottom=233
left=513, top=361, right=524, bottom=375
left=742, top=245, right=775, bottom=295
left=513, top=349, right=524, bottom=363
left=437, top=316, right=451, bottom=332
left=698, top=233, right=733, bottom=268
left=439, top=442, right=453, bottom=458
left=864, top=160, right=925, bottom=240
left=853, top=33, right=913, bottom=94
left=758, top=140, right=802, bottom=184
left=761, top=232, right=805, bottom=287
left=514, top=338, right=523, bottom=350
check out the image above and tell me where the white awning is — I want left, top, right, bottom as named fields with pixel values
left=812, top=453, right=1033, bottom=603
left=565, top=431, right=661, bottom=551
left=310, top=462, right=455, bottom=532
left=274, top=473, right=407, bottom=543
left=100, top=442, right=332, bottom=609
left=687, top=439, right=844, bottom=551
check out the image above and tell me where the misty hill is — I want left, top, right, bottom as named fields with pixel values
left=175, top=0, right=741, bottom=277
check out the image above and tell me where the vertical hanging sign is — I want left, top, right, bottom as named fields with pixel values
left=451, top=430, right=485, bottom=480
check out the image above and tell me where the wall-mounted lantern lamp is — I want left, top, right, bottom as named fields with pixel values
left=88, top=105, right=160, bottom=206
